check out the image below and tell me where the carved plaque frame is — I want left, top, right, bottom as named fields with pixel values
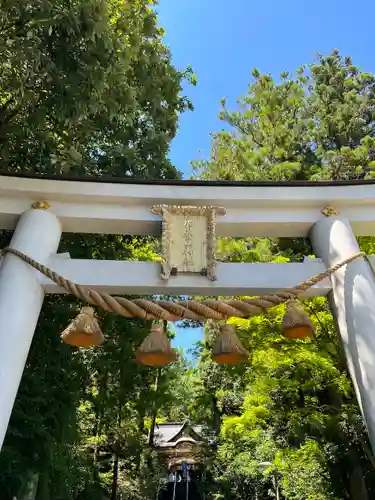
left=151, top=205, right=226, bottom=281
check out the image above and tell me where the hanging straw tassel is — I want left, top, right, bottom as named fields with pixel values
left=61, top=307, right=104, bottom=347
left=282, top=300, right=315, bottom=339
left=212, top=324, right=249, bottom=365
left=136, top=321, right=177, bottom=367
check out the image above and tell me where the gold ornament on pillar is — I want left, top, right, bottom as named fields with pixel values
left=282, top=300, right=315, bottom=339
left=31, top=200, right=51, bottom=210
left=212, top=323, right=249, bottom=365
left=61, top=307, right=104, bottom=347
left=321, top=205, right=339, bottom=217
left=136, top=321, right=177, bottom=367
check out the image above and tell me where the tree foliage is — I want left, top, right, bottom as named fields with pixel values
left=0, top=1, right=194, bottom=499
left=0, top=0, right=195, bottom=178
left=193, top=50, right=375, bottom=182
left=190, top=51, right=375, bottom=500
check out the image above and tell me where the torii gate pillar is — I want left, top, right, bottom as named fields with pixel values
left=0, top=208, right=62, bottom=449
left=311, top=217, right=375, bottom=450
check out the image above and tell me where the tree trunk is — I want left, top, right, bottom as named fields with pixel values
left=111, top=451, right=119, bottom=500
left=148, top=368, right=161, bottom=447
left=148, top=410, right=158, bottom=447
left=93, top=412, right=102, bottom=465
left=349, top=465, right=368, bottom=500
left=93, top=368, right=107, bottom=481
left=137, top=410, right=145, bottom=436
left=348, top=451, right=369, bottom=500
left=135, top=408, right=146, bottom=473
left=36, top=472, right=49, bottom=500
left=212, top=395, right=221, bottom=436
left=17, top=472, right=39, bottom=500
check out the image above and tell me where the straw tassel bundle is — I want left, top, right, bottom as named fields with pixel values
left=212, top=324, right=249, bottom=365
left=136, top=322, right=177, bottom=367
left=282, top=300, right=315, bottom=339
left=61, top=307, right=104, bottom=347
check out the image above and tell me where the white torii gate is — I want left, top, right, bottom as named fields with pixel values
left=1, top=173, right=375, bottom=452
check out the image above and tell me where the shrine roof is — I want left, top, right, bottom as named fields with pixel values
left=153, top=422, right=204, bottom=448
left=1, top=170, right=375, bottom=187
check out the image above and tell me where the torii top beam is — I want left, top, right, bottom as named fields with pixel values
left=1, top=173, right=375, bottom=237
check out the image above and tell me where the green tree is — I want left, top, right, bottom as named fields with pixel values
left=0, top=0, right=195, bottom=178
left=191, top=51, right=375, bottom=500
left=0, top=1, right=195, bottom=498
left=193, top=50, right=375, bottom=182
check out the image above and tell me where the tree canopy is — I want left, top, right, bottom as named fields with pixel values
left=193, top=50, right=375, bottom=182
left=0, top=1, right=194, bottom=498
left=189, top=51, right=375, bottom=500
left=0, top=0, right=195, bottom=178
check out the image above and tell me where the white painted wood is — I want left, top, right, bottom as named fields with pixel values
left=0, top=209, right=62, bottom=450
left=39, top=256, right=331, bottom=296
left=2, top=175, right=375, bottom=236
left=310, top=217, right=375, bottom=452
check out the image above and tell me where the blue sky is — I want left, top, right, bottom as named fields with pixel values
left=157, top=0, right=375, bottom=354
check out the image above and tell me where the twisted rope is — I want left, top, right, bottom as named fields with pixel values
left=0, top=247, right=365, bottom=322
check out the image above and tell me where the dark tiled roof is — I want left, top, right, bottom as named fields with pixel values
left=153, top=422, right=204, bottom=448
left=1, top=171, right=375, bottom=187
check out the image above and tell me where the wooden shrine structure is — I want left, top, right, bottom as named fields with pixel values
left=153, top=421, right=205, bottom=472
